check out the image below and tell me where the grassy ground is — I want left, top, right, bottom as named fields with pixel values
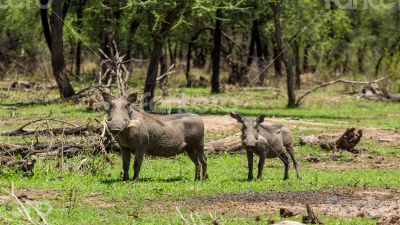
left=0, top=74, right=399, bottom=224
left=2, top=153, right=398, bottom=224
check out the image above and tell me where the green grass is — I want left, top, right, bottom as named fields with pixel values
left=1, top=77, right=399, bottom=224
left=1, top=154, right=394, bottom=224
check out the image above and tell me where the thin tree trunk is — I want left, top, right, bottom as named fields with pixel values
left=101, top=0, right=114, bottom=78
left=143, top=39, right=164, bottom=111
left=211, top=8, right=222, bottom=93
left=74, top=0, right=86, bottom=77
left=246, top=28, right=256, bottom=68
left=126, top=17, right=140, bottom=62
left=40, top=0, right=52, bottom=52
left=75, top=42, right=82, bottom=77
left=50, top=0, right=75, bottom=98
left=185, top=41, right=193, bottom=87
left=178, top=42, right=183, bottom=61
left=271, top=37, right=282, bottom=78
left=253, top=20, right=266, bottom=84
left=294, top=40, right=301, bottom=89
left=173, top=42, right=178, bottom=63
left=160, top=51, right=167, bottom=77
left=303, top=44, right=309, bottom=72
left=167, top=41, right=176, bottom=66
left=273, top=0, right=295, bottom=107
left=357, top=45, right=365, bottom=74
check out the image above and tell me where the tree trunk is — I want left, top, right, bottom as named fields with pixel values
left=167, top=41, right=176, bottom=66
left=271, top=37, right=282, bottom=78
left=273, top=0, right=295, bottom=107
left=185, top=41, right=193, bottom=87
left=74, top=0, right=86, bottom=77
left=40, top=0, right=52, bottom=52
left=211, top=8, right=222, bottom=93
left=294, top=40, right=301, bottom=89
left=247, top=27, right=256, bottom=68
left=101, top=0, right=114, bottom=78
left=143, top=2, right=186, bottom=110
left=253, top=20, right=266, bottom=84
left=178, top=42, right=183, bottom=61
left=303, top=44, right=309, bottom=72
left=357, top=45, right=365, bottom=74
left=126, top=17, right=140, bottom=63
left=50, top=0, right=75, bottom=98
left=160, top=51, right=167, bottom=77
left=143, top=39, right=164, bottom=111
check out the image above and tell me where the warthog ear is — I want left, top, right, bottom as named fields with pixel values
left=127, top=92, right=138, bottom=104
left=256, top=115, right=265, bottom=124
left=229, top=112, right=245, bottom=123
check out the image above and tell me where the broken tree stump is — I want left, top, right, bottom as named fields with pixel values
left=302, top=204, right=323, bottom=224
left=300, top=128, right=362, bottom=153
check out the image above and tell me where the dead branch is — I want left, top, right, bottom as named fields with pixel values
left=295, top=77, right=385, bottom=106
left=300, top=128, right=362, bottom=153
left=0, top=157, right=36, bottom=174
left=0, top=142, right=85, bottom=158
left=0, top=119, right=101, bottom=137
left=157, top=64, right=176, bottom=81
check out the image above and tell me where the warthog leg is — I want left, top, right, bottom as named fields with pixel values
left=246, top=151, right=254, bottom=180
left=133, top=151, right=144, bottom=181
left=279, top=153, right=289, bottom=180
left=199, top=153, right=208, bottom=180
left=286, top=146, right=302, bottom=180
left=257, top=150, right=266, bottom=180
left=187, top=151, right=201, bottom=181
left=121, top=148, right=131, bottom=181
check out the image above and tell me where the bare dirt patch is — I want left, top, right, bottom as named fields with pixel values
left=83, top=192, right=115, bottom=209
left=306, top=151, right=400, bottom=170
left=159, top=188, right=400, bottom=219
left=0, top=188, right=60, bottom=202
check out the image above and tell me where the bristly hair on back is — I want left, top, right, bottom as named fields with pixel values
left=258, top=123, right=283, bottom=133
left=139, top=111, right=166, bottom=126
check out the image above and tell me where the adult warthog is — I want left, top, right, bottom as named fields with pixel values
left=101, top=90, right=207, bottom=181
left=230, top=112, right=301, bottom=180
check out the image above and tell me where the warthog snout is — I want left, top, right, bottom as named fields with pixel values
left=243, top=136, right=258, bottom=148
left=106, top=119, right=130, bottom=132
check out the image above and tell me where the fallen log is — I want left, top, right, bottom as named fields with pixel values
left=204, top=133, right=243, bottom=154
left=300, top=128, right=362, bottom=153
left=360, top=84, right=400, bottom=102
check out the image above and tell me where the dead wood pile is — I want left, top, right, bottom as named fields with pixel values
left=300, top=128, right=363, bottom=153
